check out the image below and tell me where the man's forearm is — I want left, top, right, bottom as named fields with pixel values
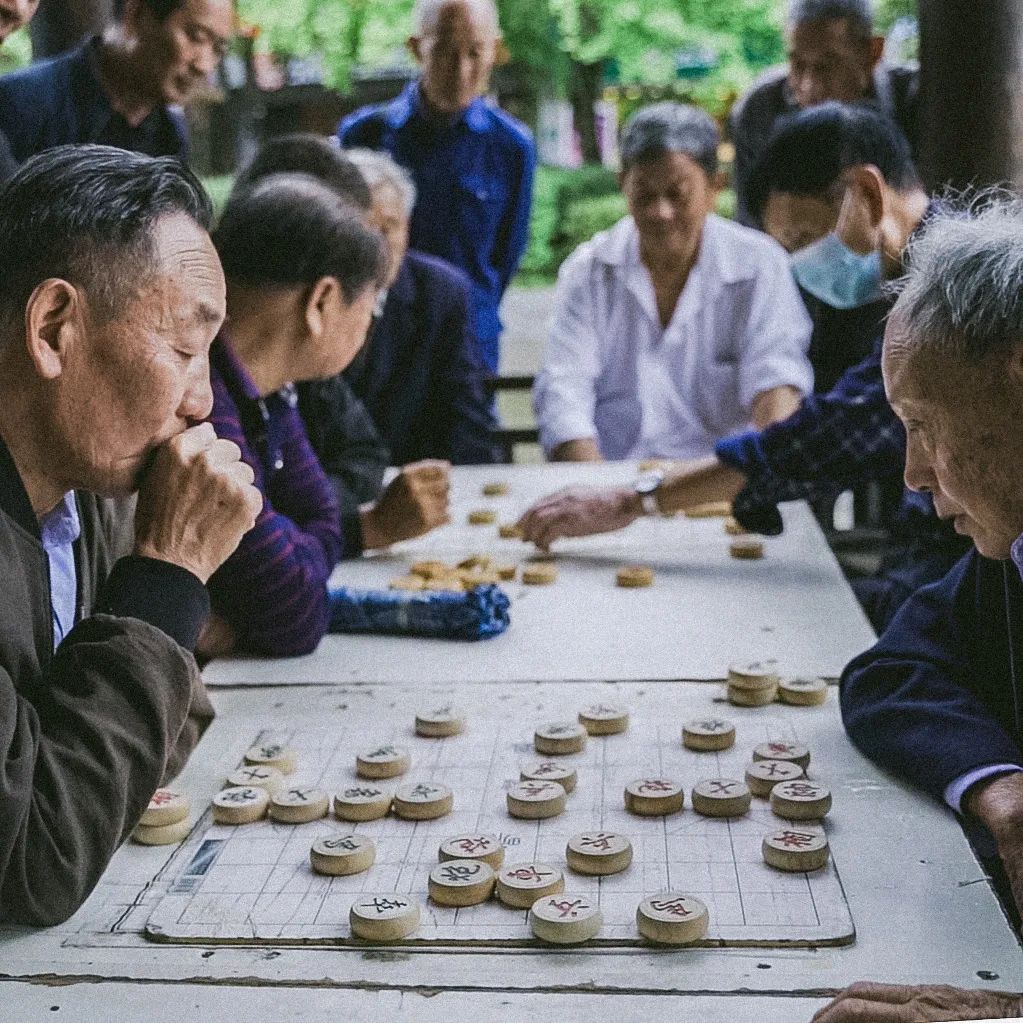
left=751, top=385, right=802, bottom=430
left=656, top=458, right=748, bottom=514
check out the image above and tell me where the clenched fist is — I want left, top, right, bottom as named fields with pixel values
left=360, top=460, right=450, bottom=550
left=134, top=423, right=262, bottom=583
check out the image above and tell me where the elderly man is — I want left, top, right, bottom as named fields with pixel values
left=338, top=0, right=535, bottom=373
left=519, top=104, right=970, bottom=630
left=0, top=144, right=260, bottom=925
left=0, top=0, right=232, bottom=163
left=731, top=0, right=918, bottom=226
left=229, top=136, right=454, bottom=565
left=199, top=174, right=449, bottom=659
left=533, top=101, right=812, bottom=465
left=344, top=147, right=497, bottom=466
left=812, top=202, right=1023, bottom=1021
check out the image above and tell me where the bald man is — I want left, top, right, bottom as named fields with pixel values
left=339, top=0, right=535, bottom=373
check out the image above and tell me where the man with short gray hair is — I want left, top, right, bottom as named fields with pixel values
left=0, top=145, right=261, bottom=925
left=825, top=198, right=1023, bottom=1020
left=730, top=0, right=918, bottom=226
left=534, top=101, right=812, bottom=464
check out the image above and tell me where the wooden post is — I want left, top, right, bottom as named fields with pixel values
left=918, top=0, right=1023, bottom=190
left=30, top=0, right=114, bottom=59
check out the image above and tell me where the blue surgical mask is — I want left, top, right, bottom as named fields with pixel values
left=790, top=231, right=884, bottom=309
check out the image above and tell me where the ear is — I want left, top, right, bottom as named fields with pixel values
left=407, top=35, right=424, bottom=65
left=494, top=37, right=510, bottom=67
left=848, top=164, right=886, bottom=228
left=303, top=276, right=339, bottom=340
left=868, top=35, right=885, bottom=69
left=23, top=279, right=80, bottom=381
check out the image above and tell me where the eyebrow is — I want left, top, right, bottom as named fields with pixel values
left=193, top=301, right=224, bottom=327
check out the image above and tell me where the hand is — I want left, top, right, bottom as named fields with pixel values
left=134, top=423, right=262, bottom=584
left=517, top=486, right=640, bottom=551
left=360, top=460, right=450, bottom=550
left=965, top=771, right=1023, bottom=919
left=811, top=981, right=1022, bottom=1022
left=196, top=613, right=237, bottom=659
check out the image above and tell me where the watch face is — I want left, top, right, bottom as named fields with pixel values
left=634, top=471, right=664, bottom=496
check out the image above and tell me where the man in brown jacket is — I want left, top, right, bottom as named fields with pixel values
left=0, top=145, right=261, bottom=926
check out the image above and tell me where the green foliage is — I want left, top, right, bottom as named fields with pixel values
left=553, top=191, right=628, bottom=264
left=238, top=0, right=414, bottom=91
left=0, top=26, right=31, bottom=73
left=238, top=0, right=787, bottom=101
left=875, top=0, right=917, bottom=32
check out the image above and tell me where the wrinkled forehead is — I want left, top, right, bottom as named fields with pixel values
left=148, top=213, right=226, bottom=320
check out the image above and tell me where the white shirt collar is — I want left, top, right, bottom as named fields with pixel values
left=593, top=214, right=759, bottom=287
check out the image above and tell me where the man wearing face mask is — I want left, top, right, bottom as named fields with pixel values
left=517, top=104, right=970, bottom=631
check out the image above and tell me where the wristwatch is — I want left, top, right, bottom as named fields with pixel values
left=633, top=470, right=664, bottom=516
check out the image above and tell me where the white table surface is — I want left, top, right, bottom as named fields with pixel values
left=205, top=464, right=876, bottom=687
left=1, top=681, right=1019, bottom=1022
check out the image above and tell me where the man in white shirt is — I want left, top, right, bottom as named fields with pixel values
left=533, top=102, right=813, bottom=463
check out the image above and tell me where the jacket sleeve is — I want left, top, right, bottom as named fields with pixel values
left=0, top=614, right=211, bottom=926
left=297, top=377, right=388, bottom=511
left=840, top=550, right=1023, bottom=803
left=435, top=274, right=499, bottom=465
left=533, top=252, right=604, bottom=454
left=208, top=403, right=343, bottom=658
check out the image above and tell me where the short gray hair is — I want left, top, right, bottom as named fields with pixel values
left=620, top=102, right=719, bottom=177
left=345, top=149, right=417, bottom=217
left=788, top=0, right=874, bottom=41
left=891, top=196, right=1023, bottom=364
left=413, top=0, right=499, bottom=37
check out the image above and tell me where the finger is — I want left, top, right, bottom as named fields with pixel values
left=205, top=438, right=245, bottom=467
left=170, top=422, right=217, bottom=457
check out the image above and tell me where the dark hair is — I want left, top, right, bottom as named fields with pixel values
left=620, top=102, right=719, bottom=177
left=788, top=0, right=874, bottom=40
left=214, top=174, right=386, bottom=302
left=0, top=144, right=212, bottom=329
left=113, top=0, right=184, bottom=21
left=747, top=102, right=920, bottom=220
left=233, top=134, right=372, bottom=211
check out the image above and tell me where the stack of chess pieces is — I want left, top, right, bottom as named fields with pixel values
left=136, top=676, right=833, bottom=946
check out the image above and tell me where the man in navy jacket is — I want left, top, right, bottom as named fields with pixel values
left=0, top=0, right=231, bottom=164
left=819, top=199, right=1023, bottom=1021
left=345, top=147, right=497, bottom=466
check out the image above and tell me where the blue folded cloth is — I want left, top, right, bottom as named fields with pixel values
left=327, top=583, right=510, bottom=640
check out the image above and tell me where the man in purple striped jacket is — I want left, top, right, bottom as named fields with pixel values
left=197, top=173, right=416, bottom=657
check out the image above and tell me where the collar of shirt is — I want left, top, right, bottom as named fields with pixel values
left=39, top=492, right=81, bottom=649
left=390, top=80, right=491, bottom=134
left=1011, top=533, right=1023, bottom=581
left=780, top=63, right=896, bottom=119
left=595, top=215, right=758, bottom=336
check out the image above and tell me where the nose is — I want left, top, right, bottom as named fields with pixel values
left=181, top=358, right=215, bottom=424
left=648, top=197, right=674, bottom=222
left=902, top=433, right=936, bottom=494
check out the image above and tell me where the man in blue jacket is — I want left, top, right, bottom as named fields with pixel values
left=0, top=0, right=232, bottom=164
left=338, top=0, right=535, bottom=374
left=818, top=198, right=1023, bottom=1022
